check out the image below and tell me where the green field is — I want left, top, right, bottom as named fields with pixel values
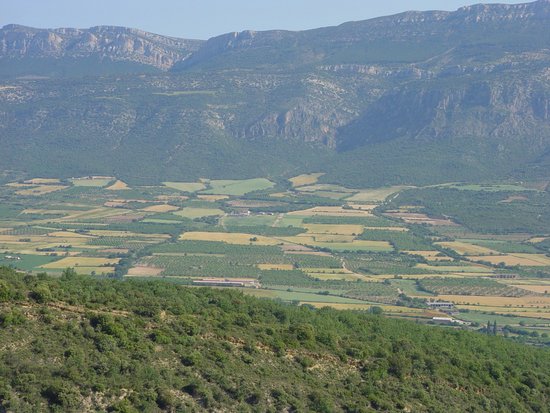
left=202, top=178, right=275, bottom=196
left=162, top=181, right=206, bottom=192
left=0, top=254, right=61, bottom=271
left=174, top=207, right=225, bottom=219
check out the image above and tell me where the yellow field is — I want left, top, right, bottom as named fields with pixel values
left=437, top=241, right=500, bottom=256
left=24, top=178, right=61, bottom=184
left=73, top=267, right=116, bottom=275
left=310, top=234, right=356, bottom=243
left=16, top=185, right=68, bottom=196
left=288, top=206, right=372, bottom=217
left=303, top=224, right=364, bottom=235
left=384, top=212, right=456, bottom=226
left=127, top=266, right=164, bottom=276
left=399, top=273, right=479, bottom=279
left=47, top=231, right=92, bottom=238
left=415, top=263, right=493, bottom=273
left=458, top=305, right=550, bottom=319
left=180, top=231, right=280, bottom=246
left=528, top=237, right=547, bottom=243
left=269, top=192, right=290, bottom=198
left=105, top=180, right=129, bottom=190
left=304, top=302, right=426, bottom=313
left=404, top=251, right=453, bottom=262
left=510, top=285, right=550, bottom=294
left=469, top=254, right=550, bottom=267
left=141, top=204, right=180, bottom=213
left=345, top=186, right=408, bottom=202
left=104, top=201, right=127, bottom=208
left=280, top=235, right=392, bottom=251
left=438, top=295, right=550, bottom=308
left=346, top=204, right=378, bottom=211
left=88, top=230, right=169, bottom=239
left=257, top=264, right=295, bottom=270
left=0, top=232, right=70, bottom=245
left=304, top=268, right=364, bottom=281
left=289, top=173, right=325, bottom=187
left=22, top=208, right=71, bottom=215
left=58, top=208, right=133, bottom=221
left=71, top=178, right=113, bottom=187
left=41, top=257, right=121, bottom=269
left=155, top=195, right=189, bottom=202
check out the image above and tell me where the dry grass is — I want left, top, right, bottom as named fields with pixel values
left=384, top=212, right=457, bottom=226
left=469, top=254, right=550, bottom=267
left=415, top=263, right=493, bottom=273
left=180, top=231, right=280, bottom=246
left=24, top=178, right=61, bottom=185
left=310, top=234, right=356, bottom=243
left=458, top=305, right=550, bottom=319
left=345, top=204, right=378, bottom=211
left=70, top=266, right=116, bottom=275
left=438, top=295, right=550, bottom=308
left=304, top=268, right=365, bottom=282
left=437, top=241, right=500, bottom=256
left=126, top=266, right=164, bottom=276
left=41, top=257, right=120, bottom=269
left=289, top=173, right=325, bottom=187
left=345, top=186, right=408, bottom=202
left=509, top=285, right=550, bottom=294
left=528, top=237, right=547, bottom=243
left=16, top=185, right=68, bottom=196
left=269, top=192, right=290, bottom=198
left=47, top=231, right=92, bottom=238
left=141, top=204, right=180, bottom=213
left=288, top=206, right=372, bottom=217
left=99, top=248, right=130, bottom=254
left=404, top=250, right=453, bottom=262
left=105, top=180, right=129, bottom=190
left=71, top=178, right=113, bottom=187
left=257, top=264, right=295, bottom=271
left=88, top=230, right=169, bottom=239
left=280, top=235, right=392, bottom=252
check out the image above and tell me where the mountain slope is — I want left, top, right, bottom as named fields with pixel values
left=0, top=24, right=203, bottom=76
left=1, top=1, right=550, bottom=185
left=0, top=267, right=549, bottom=412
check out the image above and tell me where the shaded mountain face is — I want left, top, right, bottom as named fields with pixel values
left=1, top=1, right=550, bottom=185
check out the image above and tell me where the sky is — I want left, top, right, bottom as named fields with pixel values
left=2, top=0, right=527, bottom=40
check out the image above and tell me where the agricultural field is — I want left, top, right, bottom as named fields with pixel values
left=288, top=172, right=324, bottom=187
left=1, top=175, right=550, bottom=342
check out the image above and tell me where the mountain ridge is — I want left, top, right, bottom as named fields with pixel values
left=0, top=0, right=549, bottom=186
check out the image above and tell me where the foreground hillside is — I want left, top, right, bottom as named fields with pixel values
left=0, top=267, right=548, bottom=412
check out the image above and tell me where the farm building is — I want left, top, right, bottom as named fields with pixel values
left=426, top=301, right=454, bottom=310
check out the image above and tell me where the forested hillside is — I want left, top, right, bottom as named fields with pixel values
left=0, top=267, right=549, bottom=412
left=1, top=1, right=550, bottom=185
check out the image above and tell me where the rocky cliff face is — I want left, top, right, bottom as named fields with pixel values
left=0, top=25, right=203, bottom=70
left=0, top=1, right=550, bottom=184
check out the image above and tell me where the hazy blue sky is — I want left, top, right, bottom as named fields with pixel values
left=3, top=0, right=526, bottom=39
